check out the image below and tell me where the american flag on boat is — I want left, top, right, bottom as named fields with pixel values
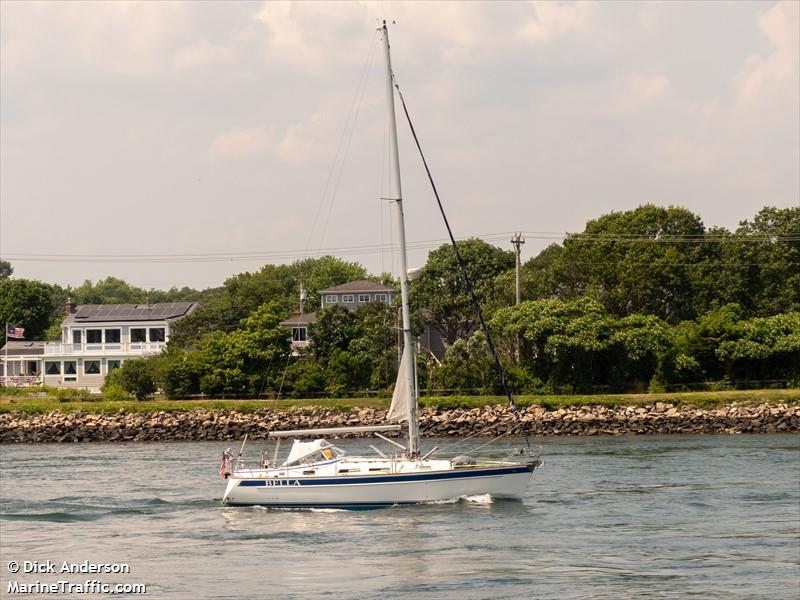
left=6, top=326, right=25, bottom=339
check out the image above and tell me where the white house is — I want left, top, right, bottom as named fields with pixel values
left=1, top=301, right=197, bottom=392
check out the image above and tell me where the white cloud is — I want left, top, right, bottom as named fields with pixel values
left=209, top=125, right=275, bottom=160
left=172, top=41, right=238, bottom=70
left=0, top=1, right=189, bottom=75
left=209, top=112, right=335, bottom=163
left=610, top=73, right=671, bottom=114
left=517, top=1, right=595, bottom=45
left=735, top=0, right=799, bottom=109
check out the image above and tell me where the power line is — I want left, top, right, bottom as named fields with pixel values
left=5, top=230, right=797, bottom=264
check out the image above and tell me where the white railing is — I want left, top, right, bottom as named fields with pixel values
left=43, top=342, right=166, bottom=356
left=0, top=376, right=42, bottom=387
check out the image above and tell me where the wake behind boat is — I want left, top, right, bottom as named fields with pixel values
left=220, top=21, right=541, bottom=509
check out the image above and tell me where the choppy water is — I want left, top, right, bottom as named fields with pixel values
left=1, top=435, right=798, bottom=599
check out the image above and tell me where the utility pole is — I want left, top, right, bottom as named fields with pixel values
left=510, top=233, right=525, bottom=364
left=511, top=233, right=525, bottom=305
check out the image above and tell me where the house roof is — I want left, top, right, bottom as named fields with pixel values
left=280, top=312, right=318, bottom=327
left=0, top=340, right=46, bottom=356
left=65, top=302, right=198, bottom=324
left=318, top=280, right=394, bottom=294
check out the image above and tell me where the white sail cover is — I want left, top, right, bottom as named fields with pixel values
left=387, top=349, right=411, bottom=422
left=282, top=439, right=332, bottom=466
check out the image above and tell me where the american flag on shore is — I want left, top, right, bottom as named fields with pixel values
left=6, top=326, right=25, bottom=339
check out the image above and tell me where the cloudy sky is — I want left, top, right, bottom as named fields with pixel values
left=1, top=1, right=798, bottom=290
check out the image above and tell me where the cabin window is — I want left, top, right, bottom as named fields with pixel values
left=325, top=295, right=338, bottom=304
left=375, top=293, right=387, bottom=303
left=72, top=330, right=82, bottom=345
left=105, top=329, right=121, bottom=343
left=131, top=328, right=146, bottom=342
left=358, top=294, right=370, bottom=302
left=84, top=360, right=101, bottom=375
left=64, top=361, right=77, bottom=375
left=149, top=328, right=165, bottom=342
left=45, top=361, right=61, bottom=375
left=107, top=360, right=121, bottom=372
left=292, top=327, right=307, bottom=342
left=86, top=329, right=102, bottom=344
left=342, top=294, right=355, bottom=303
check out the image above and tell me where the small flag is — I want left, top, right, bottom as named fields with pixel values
left=6, top=326, right=25, bottom=339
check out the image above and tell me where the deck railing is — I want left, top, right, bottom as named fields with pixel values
left=43, top=342, right=166, bottom=356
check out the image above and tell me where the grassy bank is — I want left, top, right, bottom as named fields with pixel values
left=0, top=388, right=797, bottom=415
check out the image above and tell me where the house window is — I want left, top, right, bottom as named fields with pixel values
left=149, top=328, right=165, bottom=342
left=64, top=361, right=77, bottom=375
left=84, top=360, right=101, bottom=375
left=292, top=327, right=307, bottom=342
left=325, top=295, right=338, bottom=304
left=72, top=330, right=82, bottom=345
left=45, top=361, right=61, bottom=375
left=107, top=360, right=121, bottom=372
left=105, top=329, right=121, bottom=343
left=131, top=328, right=146, bottom=342
left=342, top=294, right=355, bottom=303
left=87, top=329, right=102, bottom=343
left=358, top=294, right=370, bottom=302
left=375, top=293, right=388, bottom=303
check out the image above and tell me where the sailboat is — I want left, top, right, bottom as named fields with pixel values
left=220, top=21, right=541, bottom=509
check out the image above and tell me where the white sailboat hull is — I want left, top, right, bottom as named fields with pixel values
left=223, top=463, right=536, bottom=508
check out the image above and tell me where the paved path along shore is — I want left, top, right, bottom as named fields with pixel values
left=0, top=402, right=797, bottom=443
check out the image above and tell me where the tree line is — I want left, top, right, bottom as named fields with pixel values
left=1, top=204, right=797, bottom=398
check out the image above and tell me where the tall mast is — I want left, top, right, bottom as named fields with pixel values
left=381, top=20, right=419, bottom=456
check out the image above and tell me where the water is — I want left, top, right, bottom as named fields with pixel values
left=1, top=435, right=798, bottom=599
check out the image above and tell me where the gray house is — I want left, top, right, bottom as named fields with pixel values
left=280, top=279, right=445, bottom=359
left=319, top=280, right=395, bottom=309
left=280, top=280, right=395, bottom=351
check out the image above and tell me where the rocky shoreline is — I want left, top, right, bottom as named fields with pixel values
left=0, top=402, right=797, bottom=443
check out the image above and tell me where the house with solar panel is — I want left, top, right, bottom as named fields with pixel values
left=0, top=300, right=197, bottom=391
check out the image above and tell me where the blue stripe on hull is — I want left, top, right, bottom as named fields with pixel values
left=236, top=463, right=534, bottom=488
left=225, top=501, right=419, bottom=509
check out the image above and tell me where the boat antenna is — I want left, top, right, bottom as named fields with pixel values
left=393, top=81, right=532, bottom=451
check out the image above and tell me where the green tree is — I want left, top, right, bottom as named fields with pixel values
left=557, top=204, right=706, bottom=322
left=309, top=304, right=360, bottom=361
left=158, top=348, right=205, bottom=398
left=0, top=261, right=12, bottom=280
left=169, top=256, right=366, bottom=350
left=710, top=207, right=800, bottom=316
left=110, top=358, right=157, bottom=400
left=716, top=312, right=800, bottom=383
left=0, top=279, right=56, bottom=339
left=412, top=239, right=514, bottom=345
left=194, top=302, right=290, bottom=397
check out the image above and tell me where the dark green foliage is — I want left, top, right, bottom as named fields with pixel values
left=516, top=205, right=798, bottom=322
left=106, top=358, right=157, bottom=400
left=0, top=261, right=12, bottom=280
left=308, top=301, right=398, bottom=394
left=412, top=238, right=514, bottom=344
left=488, top=298, right=673, bottom=392
left=552, top=205, right=706, bottom=322
left=281, top=360, right=327, bottom=398
left=310, top=304, right=359, bottom=360
left=158, top=349, right=205, bottom=398
left=169, top=256, right=366, bottom=350
left=0, top=279, right=56, bottom=339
